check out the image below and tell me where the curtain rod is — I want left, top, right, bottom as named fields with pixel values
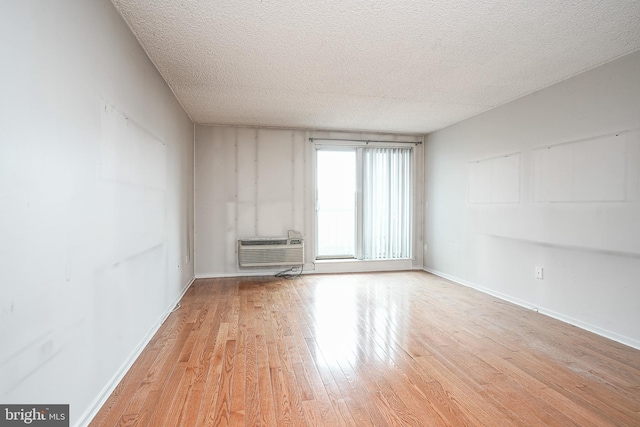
left=309, top=137, right=421, bottom=144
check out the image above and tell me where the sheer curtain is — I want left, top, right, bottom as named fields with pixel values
left=362, top=147, right=412, bottom=259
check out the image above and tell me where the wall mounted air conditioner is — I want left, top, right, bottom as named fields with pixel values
left=238, top=237, right=304, bottom=267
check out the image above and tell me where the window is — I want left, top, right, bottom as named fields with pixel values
left=315, top=145, right=413, bottom=260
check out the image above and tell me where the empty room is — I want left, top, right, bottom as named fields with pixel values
left=1, top=0, right=640, bottom=426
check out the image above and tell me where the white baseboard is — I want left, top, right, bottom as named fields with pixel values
left=423, top=267, right=640, bottom=351
left=196, top=262, right=315, bottom=279
left=196, top=259, right=417, bottom=278
left=76, top=275, right=196, bottom=427
left=195, top=270, right=311, bottom=279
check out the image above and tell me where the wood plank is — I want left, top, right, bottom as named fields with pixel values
left=228, top=296, right=247, bottom=426
left=256, top=333, right=278, bottom=427
left=244, top=297, right=261, bottom=427
left=194, top=323, right=229, bottom=426
left=211, top=339, right=236, bottom=427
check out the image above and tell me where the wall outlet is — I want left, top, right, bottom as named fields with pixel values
left=535, top=267, right=544, bottom=280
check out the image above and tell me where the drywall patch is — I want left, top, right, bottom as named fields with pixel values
left=468, top=152, right=521, bottom=204
left=100, top=100, right=166, bottom=190
left=533, top=132, right=627, bottom=202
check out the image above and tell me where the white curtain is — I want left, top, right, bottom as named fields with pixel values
left=362, top=147, right=412, bottom=259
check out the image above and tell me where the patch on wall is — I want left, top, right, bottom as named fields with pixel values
left=100, top=100, right=166, bottom=190
left=533, top=132, right=627, bottom=203
left=468, top=152, right=521, bottom=204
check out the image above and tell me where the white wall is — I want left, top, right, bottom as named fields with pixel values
left=195, top=126, right=423, bottom=276
left=424, top=50, right=640, bottom=348
left=195, top=127, right=305, bottom=275
left=0, top=1, right=194, bottom=425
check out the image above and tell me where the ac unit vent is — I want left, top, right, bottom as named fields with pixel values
left=238, top=238, right=304, bottom=267
left=239, top=239, right=288, bottom=246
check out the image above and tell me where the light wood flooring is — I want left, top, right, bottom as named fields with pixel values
left=90, top=271, right=640, bottom=426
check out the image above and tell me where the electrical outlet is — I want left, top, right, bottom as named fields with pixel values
left=535, top=267, right=544, bottom=280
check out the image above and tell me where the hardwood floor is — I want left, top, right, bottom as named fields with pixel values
left=90, top=271, right=640, bottom=426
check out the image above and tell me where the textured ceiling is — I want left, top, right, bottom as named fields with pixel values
left=111, top=0, right=640, bottom=134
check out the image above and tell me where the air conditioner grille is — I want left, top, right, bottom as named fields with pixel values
left=239, top=239, right=288, bottom=246
left=238, top=238, right=304, bottom=267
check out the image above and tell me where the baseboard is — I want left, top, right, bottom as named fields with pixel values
left=76, top=275, right=196, bottom=427
left=423, top=267, right=640, bottom=351
left=195, top=270, right=312, bottom=279
left=196, top=260, right=420, bottom=278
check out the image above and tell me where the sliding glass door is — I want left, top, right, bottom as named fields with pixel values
left=316, top=149, right=356, bottom=258
left=316, top=146, right=412, bottom=260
